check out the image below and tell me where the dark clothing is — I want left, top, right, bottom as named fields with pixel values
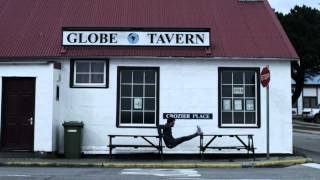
left=158, top=124, right=198, bottom=149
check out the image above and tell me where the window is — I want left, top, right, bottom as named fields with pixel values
left=218, top=68, right=260, bottom=128
left=117, top=67, right=159, bottom=127
left=70, top=59, right=109, bottom=88
left=303, top=97, right=317, bottom=108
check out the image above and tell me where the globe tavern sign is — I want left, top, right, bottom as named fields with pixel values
left=62, top=28, right=210, bottom=47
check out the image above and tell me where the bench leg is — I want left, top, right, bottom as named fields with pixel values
left=252, top=148, right=255, bottom=161
left=200, top=135, right=204, bottom=161
left=109, top=147, right=112, bottom=159
left=200, top=148, right=205, bottom=161
left=160, top=148, right=163, bottom=160
left=109, top=137, right=112, bottom=159
left=159, top=137, right=164, bottom=160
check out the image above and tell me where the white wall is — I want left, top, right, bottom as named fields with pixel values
left=55, top=58, right=292, bottom=154
left=304, top=87, right=317, bottom=97
left=318, top=87, right=320, bottom=105
left=0, top=63, right=55, bottom=152
left=52, top=69, right=61, bottom=152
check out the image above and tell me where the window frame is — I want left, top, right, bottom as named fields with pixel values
left=70, top=59, right=109, bottom=88
left=303, top=96, right=318, bottom=108
left=116, top=66, right=160, bottom=128
left=218, top=67, right=261, bottom=128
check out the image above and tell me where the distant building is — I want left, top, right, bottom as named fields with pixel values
left=292, top=75, right=320, bottom=115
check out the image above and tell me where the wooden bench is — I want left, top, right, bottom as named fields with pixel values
left=108, top=134, right=164, bottom=159
left=200, top=134, right=256, bottom=160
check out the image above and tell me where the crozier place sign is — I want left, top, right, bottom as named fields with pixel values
left=62, top=28, right=210, bottom=47
left=163, top=113, right=213, bottom=119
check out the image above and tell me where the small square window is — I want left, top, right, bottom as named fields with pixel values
left=71, top=59, right=109, bottom=88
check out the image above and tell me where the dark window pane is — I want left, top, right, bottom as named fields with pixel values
left=307, top=97, right=317, bottom=108
left=222, top=85, right=232, bottom=97
left=222, top=112, right=232, bottom=124
left=121, top=71, right=132, bottom=83
left=121, top=85, right=131, bottom=97
left=233, top=85, right=244, bottom=97
left=133, top=71, right=144, bottom=83
left=144, top=112, right=155, bottom=124
left=303, top=98, right=310, bottom=108
left=133, top=85, right=143, bottom=97
left=245, top=85, right=255, bottom=97
left=311, top=98, right=317, bottom=108
left=245, top=112, right=256, bottom=124
left=121, top=98, right=131, bottom=110
left=76, top=74, right=89, bottom=83
left=234, top=112, right=244, bottom=124
left=91, top=62, right=104, bottom=73
left=145, top=71, right=156, bottom=84
left=221, top=71, right=232, bottom=84
left=76, top=62, right=89, bottom=72
left=233, top=72, right=243, bottom=84
left=245, top=72, right=255, bottom=84
left=145, top=98, right=155, bottom=110
left=145, top=85, right=155, bottom=97
left=132, top=112, right=143, bottom=124
left=120, top=111, right=131, bottom=124
left=91, top=74, right=104, bottom=83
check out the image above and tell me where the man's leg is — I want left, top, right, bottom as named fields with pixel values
left=170, top=133, right=199, bottom=148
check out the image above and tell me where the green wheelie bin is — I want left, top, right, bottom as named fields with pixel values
left=63, top=121, right=84, bottom=158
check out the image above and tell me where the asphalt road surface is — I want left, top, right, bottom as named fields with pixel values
left=0, top=165, right=319, bottom=180
left=293, top=130, right=320, bottom=163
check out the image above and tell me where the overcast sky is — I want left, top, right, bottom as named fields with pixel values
left=268, top=0, right=320, bottom=13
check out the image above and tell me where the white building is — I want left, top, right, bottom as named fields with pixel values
left=292, top=75, right=320, bottom=115
left=0, top=0, right=298, bottom=155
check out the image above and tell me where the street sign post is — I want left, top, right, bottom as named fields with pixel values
left=261, top=66, right=270, bottom=159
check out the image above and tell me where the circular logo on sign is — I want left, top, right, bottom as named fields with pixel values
left=127, top=33, right=139, bottom=44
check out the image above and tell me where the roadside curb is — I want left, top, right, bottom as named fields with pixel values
left=252, top=158, right=313, bottom=168
left=0, top=158, right=312, bottom=168
left=293, top=129, right=320, bottom=135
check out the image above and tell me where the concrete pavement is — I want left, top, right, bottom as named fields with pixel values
left=0, top=155, right=311, bottom=168
left=0, top=165, right=320, bottom=180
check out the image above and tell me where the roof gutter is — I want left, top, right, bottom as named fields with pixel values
left=0, top=61, right=53, bottom=65
left=0, top=56, right=299, bottom=61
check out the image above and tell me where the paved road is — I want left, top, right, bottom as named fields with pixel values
left=293, top=120, right=320, bottom=163
left=0, top=166, right=319, bottom=180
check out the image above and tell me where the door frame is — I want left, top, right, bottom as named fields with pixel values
left=0, top=77, right=36, bottom=151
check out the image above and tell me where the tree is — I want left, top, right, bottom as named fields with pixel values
left=276, top=6, right=320, bottom=105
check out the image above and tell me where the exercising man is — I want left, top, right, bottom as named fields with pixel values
left=158, top=117, right=203, bottom=149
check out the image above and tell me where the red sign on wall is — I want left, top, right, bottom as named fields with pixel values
left=261, top=66, right=270, bottom=88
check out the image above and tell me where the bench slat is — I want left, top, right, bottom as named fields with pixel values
left=204, top=146, right=254, bottom=150
left=201, top=134, right=253, bottom=137
left=109, top=145, right=163, bottom=147
left=109, top=135, right=160, bottom=138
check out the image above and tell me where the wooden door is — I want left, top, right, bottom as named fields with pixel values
left=1, top=78, right=35, bottom=151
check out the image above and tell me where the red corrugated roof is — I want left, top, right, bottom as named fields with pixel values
left=0, top=0, right=298, bottom=59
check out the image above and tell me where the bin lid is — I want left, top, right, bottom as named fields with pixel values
left=63, top=121, right=84, bottom=127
